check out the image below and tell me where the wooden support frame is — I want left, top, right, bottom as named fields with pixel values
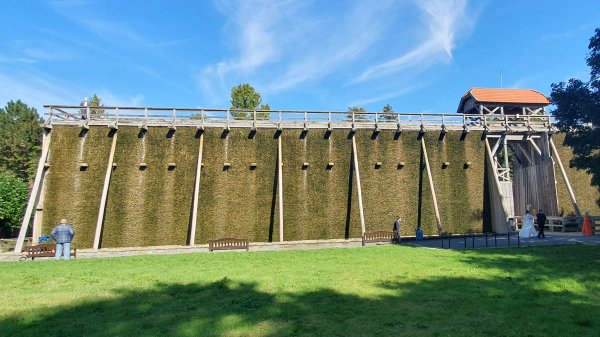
left=516, top=143, right=534, bottom=165
left=189, top=132, right=204, bottom=246
left=549, top=137, right=580, bottom=216
left=277, top=135, right=284, bottom=242
left=490, top=134, right=505, bottom=157
left=421, top=137, right=442, bottom=235
left=503, top=136, right=510, bottom=169
left=92, top=131, right=118, bottom=250
left=15, top=130, right=52, bottom=253
left=528, top=137, right=542, bottom=156
left=352, top=134, right=366, bottom=236
left=31, top=170, right=48, bottom=241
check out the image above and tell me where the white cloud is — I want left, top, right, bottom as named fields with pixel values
left=198, top=0, right=397, bottom=103
left=94, top=90, right=145, bottom=107
left=347, top=82, right=431, bottom=108
left=356, top=0, right=471, bottom=82
left=267, top=0, right=395, bottom=92
left=0, top=70, right=144, bottom=115
left=0, top=71, right=79, bottom=116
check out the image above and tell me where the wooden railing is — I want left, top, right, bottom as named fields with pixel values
left=43, top=105, right=557, bottom=132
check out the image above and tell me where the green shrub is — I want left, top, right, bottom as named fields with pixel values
left=0, top=172, right=28, bottom=237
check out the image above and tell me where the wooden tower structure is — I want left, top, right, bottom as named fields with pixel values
left=458, top=88, right=577, bottom=233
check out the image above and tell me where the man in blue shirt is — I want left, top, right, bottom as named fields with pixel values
left=50, top=219, right=75, bottom=260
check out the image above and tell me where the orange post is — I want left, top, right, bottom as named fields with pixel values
left=582, top=213, right=593, bottom=236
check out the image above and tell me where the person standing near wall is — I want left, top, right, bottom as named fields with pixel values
left=50, top=219, right=75, bottom=260
left=393, top=217, right=401, bottom=244
left=536, top=209, right=547, bottom=239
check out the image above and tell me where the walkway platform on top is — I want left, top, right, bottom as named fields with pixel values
left=43, top=105, right=558, bottom=134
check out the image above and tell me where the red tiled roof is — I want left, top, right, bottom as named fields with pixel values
left=463, top=88, right=550, bottom=105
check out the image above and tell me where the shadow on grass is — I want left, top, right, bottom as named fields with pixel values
left=3, top=259, right=599, bottom=337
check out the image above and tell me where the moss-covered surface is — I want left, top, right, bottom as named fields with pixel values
left=355, top=131, right=423, bottom=236
left=42, top=126, right=112, bottom=248
left=282, top=130, right=360, bottom=240
left=423, top=131, right=487, bottom=234
left=101, top=127, right=198, bottom=247
left=42, top=126, right=492, bottom=248
left=551, top=133, right=600, bottom=216
left=195, top=128, right=278, bottom=243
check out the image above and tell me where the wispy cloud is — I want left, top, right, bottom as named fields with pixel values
left=0, top=71, right=80, bottom=112
left=197, top=0, right=478, bottom=107
left=266, top=0, right=395, bottom=92
left=94, top=90, right=145, bottom=107
left=198, top=0, right=301, bottom=104
left=198, top=0, right=397, bottom=104
left=0, top=55, right=37, bottom=64
left=541, top=21, right=600, bottom=42
left=0, top=70, right=144, bottom=113
left=48, top=0, right=145, bottom=44
left=347, top=82, right=431, bottom=108
left=356, top=0, right=471, bottom=83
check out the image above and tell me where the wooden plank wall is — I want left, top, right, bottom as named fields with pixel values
left=512, top=136, right=559, bottom=216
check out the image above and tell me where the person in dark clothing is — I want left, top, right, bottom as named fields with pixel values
left=393, top=217, right=401, bottom=244
left=536, top=209, right=547, bottom=239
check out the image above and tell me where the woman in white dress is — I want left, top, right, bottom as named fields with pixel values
left=519, top=210, right=537, bottom=238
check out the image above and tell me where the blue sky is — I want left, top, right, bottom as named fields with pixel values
left=0, top=0, right=599, bottom=114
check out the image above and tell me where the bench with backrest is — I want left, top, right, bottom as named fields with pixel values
left=208, top=238, right=249, bottom=252
left=20, top=243, right=77, bottom=261
left=362, top=231, right=398, bottom=246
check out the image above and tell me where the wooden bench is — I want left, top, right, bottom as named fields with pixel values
left=19, top=244, right=77, bottom=261
left=362, top=231, right=398, bottom=246
left=208, top=238, right=249, bottom=252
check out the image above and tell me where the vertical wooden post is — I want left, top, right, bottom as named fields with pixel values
left=549, top=138, right=580, bottom=216
left=93, top=131, right=118, bottom=250
left=503, top=136, right=509, bottom=169
left=277, top=135, right=284, bottom=242
left=421, top=137, right=442, bottom=235
left=189, top=132, right=204, bottom=246
left=352, top=134, right=366, bottom=235
left=31, top=171, right=48, bottom=241
left=15, top=130, right=52, bottom=253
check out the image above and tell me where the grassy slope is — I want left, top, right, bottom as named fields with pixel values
left=1, top=245, right=599, bottom=337
left=552, top=133, right=600, bottom=216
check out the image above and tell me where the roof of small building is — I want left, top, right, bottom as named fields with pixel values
left=462, top=88, right=551, bottom=105
left=457, top=88, right=551, bottom=114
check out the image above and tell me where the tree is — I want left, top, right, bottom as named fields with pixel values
left=347, top=106, right=369, bottom=122
left=0, top=172, right=28, bottom=237
left=230, top=83, right=270, bottom=120
left=382, top=104, right=396, bottom=120
left=89, top=94, right=105, bottom=115
left=550, top=27, right=600, bottom=206
left=0, top=100, right=42, bottom=182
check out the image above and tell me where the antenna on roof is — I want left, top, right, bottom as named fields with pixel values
left=500, top=70, right=503, bottom=88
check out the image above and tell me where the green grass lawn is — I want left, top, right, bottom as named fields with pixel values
left=1, top=244, right=599, bottom=337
